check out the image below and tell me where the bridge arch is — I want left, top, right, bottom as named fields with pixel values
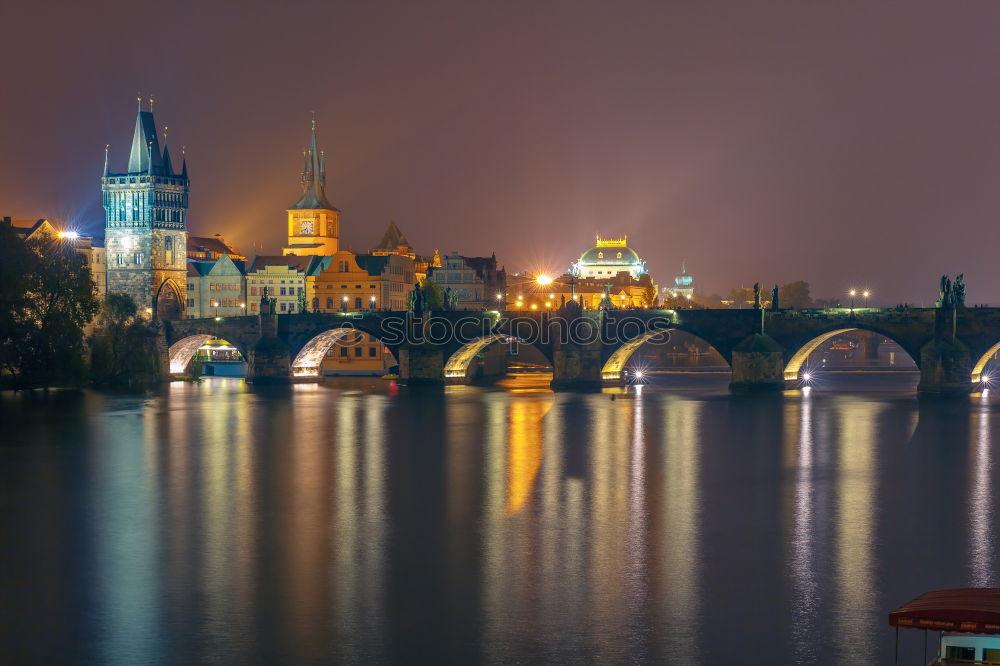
left=971, top=342, right=1000, bottom=383
left=443, top=335, right=551, bottom=382
left=782, top=327, right=917, bottom=381
left=601, top=328, right=728, bottom=381
left=168, top=334, right=248, bottom=375
left=290, top=324, right=398, bottom=377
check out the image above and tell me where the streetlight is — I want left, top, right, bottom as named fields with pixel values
left=849, top=289, right=857, bottom=311
left=536, top=274, right=553, bottom=286
left=862, top=290, right=871, bottom=308
left=341, top=295, right=348, bottom=313
left=370, top=295, right=376, bottom=311
left=211, top=299, right=218, bottom=317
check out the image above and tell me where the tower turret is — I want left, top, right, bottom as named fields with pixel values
left=284, top=115, right=339, bottom=256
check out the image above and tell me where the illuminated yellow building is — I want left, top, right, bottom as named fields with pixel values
left=318, top=330, right=395, bottom=376
left=314, top=250, right=415, bottom=312
left=246, top=255, right=330, bottom=314
left=283, top=118, right=339, bottom=257
left=506, top=235, right=657, bottom=310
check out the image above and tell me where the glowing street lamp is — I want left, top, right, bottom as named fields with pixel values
left=849, top=289, right=857, bottom=311
left=862, top=290, right=871, bottom=307
left=536, top=274, right=553, bottom=286
left=370, top=295, right=376, bottom=310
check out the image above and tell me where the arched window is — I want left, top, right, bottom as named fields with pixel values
left=354, top=297, right=362, bottom=310
left=311, top=297, right=319, bottom=311
left=598, top=252, right=604, bottom=259
left=616, top=252, right=622, bottom=259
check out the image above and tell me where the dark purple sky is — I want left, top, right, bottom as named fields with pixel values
left=3, top=1, right=1000, bottom=304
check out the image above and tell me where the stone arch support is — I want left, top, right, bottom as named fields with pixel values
left=971, top=342, right=1000, bottom=383
left=168, top=334, right=215, bottom=374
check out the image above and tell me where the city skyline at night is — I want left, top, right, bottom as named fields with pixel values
left=3, top=2, right=1000, bottom=304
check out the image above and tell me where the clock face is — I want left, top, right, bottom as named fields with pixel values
left=301, top=220, right=315, bottom=235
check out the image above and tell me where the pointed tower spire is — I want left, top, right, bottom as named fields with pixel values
left=291, top=114, right=335, bottom=210
left=161, top=126, right=173, bottom=175
left=127, top=95, right=164, bottom=174
left=181, top=146, right=188, bottom=178
left=103, top=144, right=110, bottom=176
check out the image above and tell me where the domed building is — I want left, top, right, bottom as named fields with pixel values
left=571, top=236, right=647, bottom=280
left=665, top=261, right=695, bottom=300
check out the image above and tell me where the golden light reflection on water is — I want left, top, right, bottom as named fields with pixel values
left=834, top=400, right=881, bottom=662
left=653, top=396, right=701, bottom=660
left=505, top=401, right=549, bottom=516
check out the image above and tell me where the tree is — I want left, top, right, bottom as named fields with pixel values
left=727, top=287, right=755, bottom=309
left=642, top=284, right=658, bottom=308
left=420, top=279, right=444, bottom=311
left=778, top=281, right=813, bottom=309
left=297, top=289, right=309, bottom=314
left=0, top=228, right=99, bottom=388
left=89, top=293, right=161, bottom=386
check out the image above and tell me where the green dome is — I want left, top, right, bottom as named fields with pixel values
left=579, top=245, right=642, bottom=266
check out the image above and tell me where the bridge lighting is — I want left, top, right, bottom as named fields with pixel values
left=515, top=300, right=524, bottom=308
left=496, top=293, right=503, bottom=301
left=536, top=274, right=553, bottom=286
left=802, top=371, right=813, bottom=382
left=530, top=304, right=538, bottom=310
left=634, top=370, right=644, bottom=379
left=57, top=230, right=79, bottom=240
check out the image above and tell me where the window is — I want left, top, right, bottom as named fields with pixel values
left=340, top=347, right=348, bottom=357
left=616, top=252, right=622, bottom=259
left=354, top=297, right=362, bottom=309
left=134, top=252, right=143, bottom=265
left=280, top=302, right=287, bottom=311
left=298, top=287, right=303, bottom=295
left=187, top=283, right=194, bottom=291
left=250, top=304, right=257, bottom=312
left=354, top=347, right=362, bottom=357
left=251, top=287, right=258, bottom=296
left=326, top=298, right=333, bottom=309
left=354, top=285, right=361, bottom=289
left=187, top=298, right=194, bottom=307
left=165, top=236, right=174, bottom=264
left=115, top=252, right=125, bottom=265
left=369, top=347, right=376, bottom=357
left=598, top=252, right=604, bottom=259
left=288, top=304, right=295, bottom=313
left=280, top=287, right=287, bottom=296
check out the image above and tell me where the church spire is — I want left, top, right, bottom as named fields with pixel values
left=290, top=114, right=336, bottom=211
left=103, top=144, right=110, bottom=176
left=181, top=146, right=188, bottom=178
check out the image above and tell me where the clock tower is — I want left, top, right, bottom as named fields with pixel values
left=283, top=117, right=339, bottom=256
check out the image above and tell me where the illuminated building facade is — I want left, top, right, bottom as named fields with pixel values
left=507, top=234, right=656, bottom=310
left=102, top=99, right=188, bottom=318
left=319, top=330, right=395, bottom=376
left=283, top=119, right=339, bottom=256
left=6, top=217, right=107, bottom=298
left=314, top=251, right=416, bottom=312
left=246, top=255, right=330, bottom=314
left=370, top=221, right=440, bottom=282
left=571, top=236, right=647, bottom=280
left=428, top=251, right=506, bottom=310
left=187, top=235, right=245, bottom=262
left=664, top=262, right=695, bottom=300
left=185, top=254, right=247, bottom=318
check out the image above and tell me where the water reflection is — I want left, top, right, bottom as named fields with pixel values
left=969, top=400, right=994, bottom=586
left=834, top=400, right=880, bottom=662
left=1, top=375, right=997, bottom=664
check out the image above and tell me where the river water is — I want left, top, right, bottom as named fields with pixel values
left=1, top=372, right=996, bottom=664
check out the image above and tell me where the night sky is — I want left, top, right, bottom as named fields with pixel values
left=3, top=1, right=1000, bottom=304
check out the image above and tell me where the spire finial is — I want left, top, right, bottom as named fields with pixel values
left=311, top=109, right=316, bottom=131
left=104, top=144, right=110, bottom=176
left=137, top=91, right=142, bottom=111
left=163, top=125, right=168, bottom=143
left=149, top=94, right=154, bottom=112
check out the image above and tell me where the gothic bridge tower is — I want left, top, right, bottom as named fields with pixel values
left=102, top=97, right=189, bottom=318
left=283, top=116, right=339, bottom=256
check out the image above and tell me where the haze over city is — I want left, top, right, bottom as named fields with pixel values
left=4, top=1, right=1000, bottom=303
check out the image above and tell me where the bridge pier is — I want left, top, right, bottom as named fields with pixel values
left=399, top=343, right=446, bottom=386
left=550, top=340, right=604, bottom=391
left=248, top=314, right=290, bottom=382
left=729, top=334, right=785, bottom=392
left=917, top=339, right=971, bottom=395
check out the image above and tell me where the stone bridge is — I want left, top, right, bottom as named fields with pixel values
left=161, top=306, right=1000, bottom=394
